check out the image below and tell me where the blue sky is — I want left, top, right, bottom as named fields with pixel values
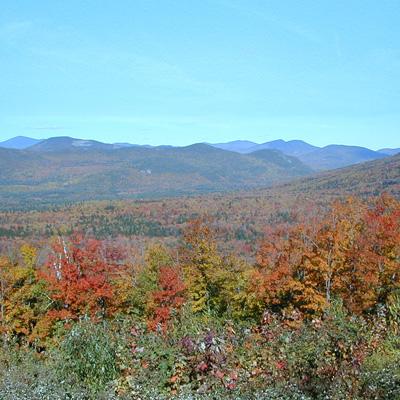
left=0, top=0, right=399, bottom=149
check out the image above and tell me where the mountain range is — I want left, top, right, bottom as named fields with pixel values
left=212, top=139, right=395, bottom=170
left=1, top=136, right=398, bottom=171
left=0, top=135, right=398, bottom=209
left=0, top=137, right=312, bottom=209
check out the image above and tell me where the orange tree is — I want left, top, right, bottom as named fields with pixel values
left=41, top=234, right=123, bottom=325
left=254, top=195, right=400, bottom=317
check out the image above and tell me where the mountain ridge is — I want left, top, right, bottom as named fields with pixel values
left=269, top=152, right=400, bottom=199
left=0, top=141, right=313, bottom=209
left=1, top=135, right=398, bottom=172
left=212, top=139, right=393, bottom=170
left=0, top=136, right=42, bottom=149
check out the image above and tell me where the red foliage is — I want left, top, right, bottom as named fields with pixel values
left=42, top=234, right=122, bottom=322
left=147, top=266, right=186, bottom=333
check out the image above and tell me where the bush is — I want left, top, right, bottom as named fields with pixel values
left=0, top=345, right=94, bottom=400
left=360, top=334, right=400, bottom=399
left=52, top=319, right=119, bottom=396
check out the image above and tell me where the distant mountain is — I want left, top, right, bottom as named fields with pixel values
left=112, top=143, right=153, bottom=149
left=28, top=136, right=117, bottom=152
left=246, top=139, right=319, bottom=156
left=247, top=149, right=311, bottom=173
left=212, top=139, right=318, bottom=156
left=0, top=136, right=41, bottom=149
left=112, top=142, right=136, bottom=148
left=0, top=142, right=312, bottom=209
left=298, top=145, right=386, bottom=171
left=212, top=140, right=257, bottom=153
left=28, top=137, right=164, bottom=151
left=2, top=136, right=395, bottom=173
left=211, top=139, right=389, bottom=170
left=378, top=148, right=400, bottom=156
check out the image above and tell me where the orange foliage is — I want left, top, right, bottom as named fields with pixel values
left=42, top=235, right=123, bottom=322
left=255, top=195, right=400, bottom=316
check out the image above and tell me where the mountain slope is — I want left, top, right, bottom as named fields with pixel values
left=378, top=148, right=400, bottom=156
left=247, top=149, right=311, bottom=173
left=272, top=153, right=400, bottom=198
left=298, top=145, right=386, bottom=171
left=0, top=136, right=41, bottom=149
left=212, top=140, right=257, bottom=153
left=0, top=142, right=312, bottom=209
left=28, top=136, right=117, bottom=152
left=246, top=139, right=319, bottom=156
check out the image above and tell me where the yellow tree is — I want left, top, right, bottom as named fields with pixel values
left=181, top=219, right=249, bottom=317
left=181, top=220, right=223, bottom=313
left=1, top=245, right=49, bottom=345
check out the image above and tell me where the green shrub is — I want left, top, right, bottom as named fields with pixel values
left=361, top=334, right=400, bottom=399
left=52, top=319, right=119, bottom=395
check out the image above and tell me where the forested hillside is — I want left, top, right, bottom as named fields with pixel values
left=1, top=136, right=397, bottom=210
left=0, top=140, right=312, bottom=209
left=265, top=152, right=400, bottom=198
left=1, top=153, right=398, bottom=247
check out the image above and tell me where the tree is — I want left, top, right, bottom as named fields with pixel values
left=147, top=266, right=186, bottom=333
left=0, top=245, right=49, bottom=345
left=254, top=223, right=324, bottom=315
left=42, top=235, right=118, bottom=323
left=365, top=195, right=400, bottom=308
left=254, top=195, right=400, bottom=317
left=132, top=243, right=174, bottom=317
left=181, top=220, right=225, bottom=314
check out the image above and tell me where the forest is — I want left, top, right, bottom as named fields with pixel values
left=0, top=190, right=399, bottom=399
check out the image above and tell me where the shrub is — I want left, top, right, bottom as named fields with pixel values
left=52, top=319, right=119, bottom=395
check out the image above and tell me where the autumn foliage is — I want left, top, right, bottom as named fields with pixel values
left=255, top=195, right=400, bottom=316
left=41, top=235, right=124, bottom=323
left=147, top=266, right=186, bottom=333
left=0, top=194, right=397, bottom=345
left=0, top=194, right=399, bottom=398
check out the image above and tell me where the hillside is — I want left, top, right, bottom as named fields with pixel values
left=297, top=145, right=387, bottom=171
left=0, top=136, right=41, bottom=149
left=0, top=139, right=312, bottom=209
left=271, top=152, right=400, bottom=199
left=0, top=152, right=398, bottom=248
left=246, top=139, right=319, bottom=156
left=211, top=140, right=257, bottom=153
left=379, top=148, right=400, bottom=156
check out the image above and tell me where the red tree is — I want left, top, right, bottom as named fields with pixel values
left=147, top=266, right=186, bottom=333
left=42, top=235, right=122, bottom=322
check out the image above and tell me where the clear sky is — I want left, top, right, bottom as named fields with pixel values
left=0, top=0, right=399, bottom=149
